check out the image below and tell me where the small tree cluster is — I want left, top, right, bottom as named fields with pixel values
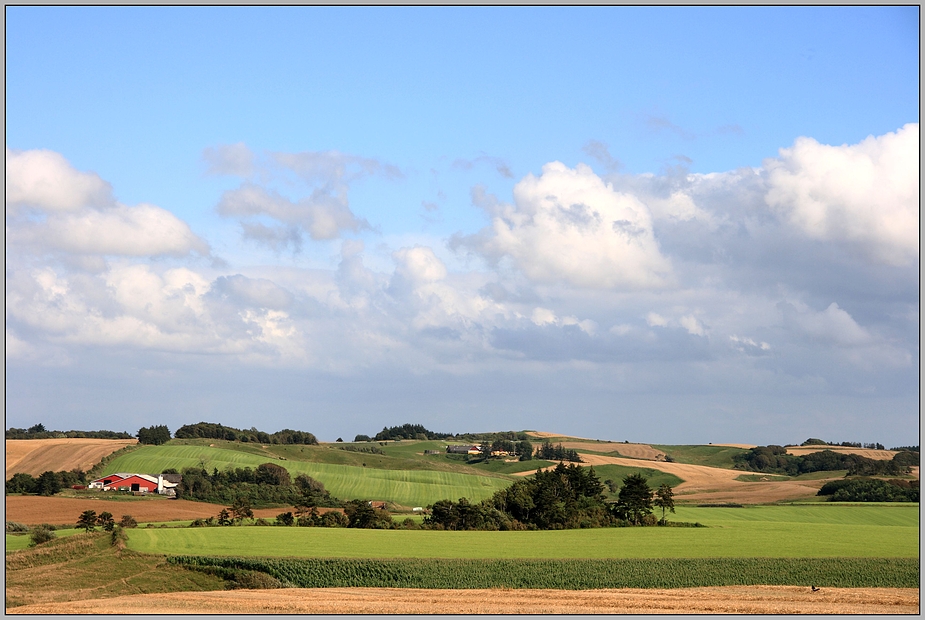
left=137, top=425, right=171, bottom=445
left=374, top=424, right=453, bottom=441
left=535, top=441, right=581, bottom=462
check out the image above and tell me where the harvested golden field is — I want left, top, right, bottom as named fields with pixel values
left=7, top=586, right=918, bottom=614
left=593, top=443, right=665, bottom=460
left=5, top=439, right=137, bottom=478
left=515, top=454, right=830, bottom=504
left=711, top=443, right=757, bottom=449
left=525, top=434, right=666, bottom=460
left=786, top=446, right=898, bottom=460
left=4, top=495, right=329, bottom=525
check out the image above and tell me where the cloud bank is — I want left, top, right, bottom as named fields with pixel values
left=5, top=126, right=918, bottom=442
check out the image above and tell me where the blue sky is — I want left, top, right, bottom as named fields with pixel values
left=5, top=6, right=919, bottom=446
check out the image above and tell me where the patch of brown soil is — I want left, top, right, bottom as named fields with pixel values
left=786, top=446, right=898, bottom=460
left=711, top=443, right=757, bottom=449
left=7, top=586, right=918, bottom=614
left=4, top=495, right=337, bottom=525
left=6, top=439, right=138, bottom=478
left=515, top=454, right=832, bottom=504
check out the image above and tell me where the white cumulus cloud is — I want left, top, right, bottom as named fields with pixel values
left=6, top=149, right=210, bottom=259
left=6, top=147, right=113, bottom=212
left=459, top=162, right=672, bottom=289
left=765, top=123, right=919, bottom=266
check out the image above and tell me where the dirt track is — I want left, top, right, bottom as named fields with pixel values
left=7, top=586, right=918, bottom=614
left=6, top=439, right=138, bottom=478
left=515, top=454, right=830, bottom=504
left=4, top=496, right=335, bottom=525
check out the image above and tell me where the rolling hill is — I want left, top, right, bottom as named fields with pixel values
left=6, top=439, right=137, bottom=478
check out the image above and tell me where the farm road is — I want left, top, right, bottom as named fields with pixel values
left=515, top=454, right=826, bottom=504
left=7, top=586, right=918, bottom=614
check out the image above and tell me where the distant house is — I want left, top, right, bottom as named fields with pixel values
left=88, top=473, right=178, bottom=495
left=446, top=445, right=481, bottom=455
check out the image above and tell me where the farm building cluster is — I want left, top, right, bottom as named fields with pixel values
left=445, top=445, right=513, bottom=457
left=88, top=473, right=181, bottom=496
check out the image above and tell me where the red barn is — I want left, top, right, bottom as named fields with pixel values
left=90, top=473, right=159, bottom=493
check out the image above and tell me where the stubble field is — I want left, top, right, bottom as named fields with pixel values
left=8, top=586, right=919, bottom=614
left=6, top=439, right=137, bottom=477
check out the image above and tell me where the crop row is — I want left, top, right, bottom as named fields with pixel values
left=167, top=556, right=919, bottom=589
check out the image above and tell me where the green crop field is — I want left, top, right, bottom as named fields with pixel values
left=167, top=556, right=919, bottom=589
left=126, top=504, right=918, bottom=560
left=102, top=445, right=512, bottom=507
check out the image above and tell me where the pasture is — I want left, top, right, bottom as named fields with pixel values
left=102, top=444, right=512, bottom=506
left=125, top=504, right=918, bottom=560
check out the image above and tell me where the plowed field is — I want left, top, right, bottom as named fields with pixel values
left=4, top=496, right=337, bottom=525
left=6, top=439, right=137, bottom=478
left=514, top=454, right=830, bottom=504
left=7, top=586, right=918, bottom=614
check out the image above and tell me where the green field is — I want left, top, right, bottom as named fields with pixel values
left=590, top=465, right=683, bottom=495
left=102, top=444, right=512, bottom=507
left=126, top=504, right=918, bottom=559
left=650, top=444, right=748, bottom=468
left=5, top=528, right=83, bottom=551
left=168, top=555, right=919, bottom=589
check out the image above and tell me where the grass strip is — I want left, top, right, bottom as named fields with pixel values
left=168, top=556, right=919, bottom=589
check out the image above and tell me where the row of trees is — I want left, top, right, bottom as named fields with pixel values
left=7, top=470, right=87, bottom=495
left=733, top=445, right=914, bottom=476
left=176, top=465, right=335, bottom=507
left=818, top=478, right=919, bottom=502
left=77, top=510, right=138, bottom=532
left=6, top=424, right=133, bottom=440
left=800, top=438, right=885, bottom=449
left=173, top=422, right=318, bottom=445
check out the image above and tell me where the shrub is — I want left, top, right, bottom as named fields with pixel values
left=29, top=525, right=56, bottom=546
left=6, top=521, right=29, bottom=533
left=119, top=515, right=138, bottom=528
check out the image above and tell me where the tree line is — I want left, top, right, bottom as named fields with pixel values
left=175, top=464, right=337, bottom=508
left=733, top=445, right=915, bottom=476
left=6, top=470, right=87, bottom=495
left=173, top=422, right=318, bottom=445
left=6, top=423, right=133, bottom=440
left=817, top=478, right=919, bottom=502
left=800, top=438, right=887, bottom=449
